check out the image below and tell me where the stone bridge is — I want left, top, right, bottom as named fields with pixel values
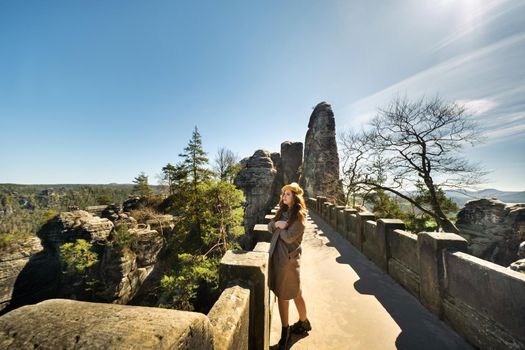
left=1, top=197, right=524, bottom=349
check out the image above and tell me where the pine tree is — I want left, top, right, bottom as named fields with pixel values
left=132, top=172, right=153, bottom=198
left=178, top=126, right=213, bottom=237
left=178, top=126, right=213, bottom=191
left=158, top=127, right=246, bottom=312
left=161, top=162, right=192, bottom=216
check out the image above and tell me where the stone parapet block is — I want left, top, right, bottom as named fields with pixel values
left=326, top=203, right=335, bottom=223
left=253, top=224, right=272, bottom=243
left=208, top=283, right=250, bottom=350
left=316, top=196, right=327, bottom=214
left=374, top=219, right=405, bottom=271
left=263, top=214, right=275, bottom=224
left=220, top=250, right=269, bottom=350
left=0, top=298, right=214, bottom=349
left=253, top=242, right=270, bottom=253
left=335, top=206, right=346, bottom=232
left=443, top=251, right=525, bottom=349
left=343, top=208, right=358, bottom=240
left=355, top=212, right=376, bottom=251
left=307, top=198, right=317, bottom=210
left=417, top=232, right=468, bottom=317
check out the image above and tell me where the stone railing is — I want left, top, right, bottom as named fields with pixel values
left=0, top=210, right=280, bottom=350
left=307, top=196, right=525, bottom=350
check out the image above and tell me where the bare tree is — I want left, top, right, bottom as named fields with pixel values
left=213, top=147, right=240, bottom=183
left=340, top=95, right=487, bottom=233
left=338, top=130, right=371, bottom=206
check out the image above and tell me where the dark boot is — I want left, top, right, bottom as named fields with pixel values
left=277, top=325, right=291, bottom=350
left=290, top=318, right=312, bottom=334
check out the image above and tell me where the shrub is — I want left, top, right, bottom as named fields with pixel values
left=159, top=253, right=219, bottom=311
left=112, top=224, right=137, bottom=250
left=59, top=239, right=99, bottom=274
left=129, top=206, right=162, bottom=224
left=97, top=195, right=113, bottom=205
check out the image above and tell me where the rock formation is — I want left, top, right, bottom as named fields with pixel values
left=101, top=204, right=138, bottom=230
left=234, top=142, right=304, bottom=249
left=0, top=299, right=214, bottom=349
left=299, top=101, right=344, bottom=204
left=38, top=210, right=114, bottom=251
left=234, top=150, right=279, bottom=249
left=456, top=198, right=525, bottom=266
left=0, top=209, right=168, bottom=315
left=281, top=141, right=303, bottom=185
left=509, top=241, right=525, bottom=273
left=0, top=236, right=46, bottom=313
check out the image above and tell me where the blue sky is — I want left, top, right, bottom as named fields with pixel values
left=1, top=0, right=524, bottom=190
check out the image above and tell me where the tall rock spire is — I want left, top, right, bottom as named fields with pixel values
left=299, top=101, right=344, bottom=204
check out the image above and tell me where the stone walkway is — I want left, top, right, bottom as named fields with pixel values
left=269, top=211, right=474, bottom=350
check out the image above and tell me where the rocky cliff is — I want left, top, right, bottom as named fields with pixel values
left=0, top=208, right=170, bottom=315
left=456, top=198, right=525, bottom=266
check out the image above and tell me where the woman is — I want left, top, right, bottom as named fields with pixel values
left=268, top=182, right=312, bottom=350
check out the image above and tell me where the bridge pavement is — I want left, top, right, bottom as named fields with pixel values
left=269, top=211, right=474, bottom=350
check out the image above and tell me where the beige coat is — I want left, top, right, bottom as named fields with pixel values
left=268, top=210, right=306, bottom=300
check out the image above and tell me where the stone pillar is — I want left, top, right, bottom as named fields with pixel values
left=253, top=224, right=272, bottom=243
left=307, top=198, right=317, bottom=211
left=418, top=232, right=468, bottom=318
left=326, top=203, right=335, bottom=227
left=220, top=250, right=269, bottom=350
left=263, top=214, right=274, bottom=224
left=335, top=206, right=346, bottom=233
left=375, top=219, right=405, bottom=271
left=323, top=202, right=331, bottom=220
left=253, top=242, right=270, bottom=253
left=355, top=212, right=376, bottom=251
left=208, top=284, right=251, bottom=350
left=329, top=205, right=337, bottom=228
left=343, top=208, right=358, bottom=240
left=347, top=213, right=358, bottom=245
left=316, top=196, right=327, bottom=214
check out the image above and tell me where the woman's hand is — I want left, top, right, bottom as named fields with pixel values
left=275, top=220, right=289, bottom=230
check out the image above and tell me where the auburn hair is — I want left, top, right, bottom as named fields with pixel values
left=274, top=189, right=307, bottom=226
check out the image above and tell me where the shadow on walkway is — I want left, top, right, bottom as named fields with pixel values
left=307, top=212, right=473, bottom=350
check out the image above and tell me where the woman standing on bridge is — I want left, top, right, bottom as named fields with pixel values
left=268, top=182, right=312, bottom=350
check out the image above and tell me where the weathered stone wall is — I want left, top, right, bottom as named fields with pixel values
left=307, top=196, right=525, bottom=350
left=443, top=251, right=525, bottom=350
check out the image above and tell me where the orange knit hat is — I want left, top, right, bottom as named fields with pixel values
left=281, top=182, right=304, bottom=196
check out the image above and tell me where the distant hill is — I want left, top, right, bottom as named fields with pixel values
left=444, top=189, right=525, bottom=207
